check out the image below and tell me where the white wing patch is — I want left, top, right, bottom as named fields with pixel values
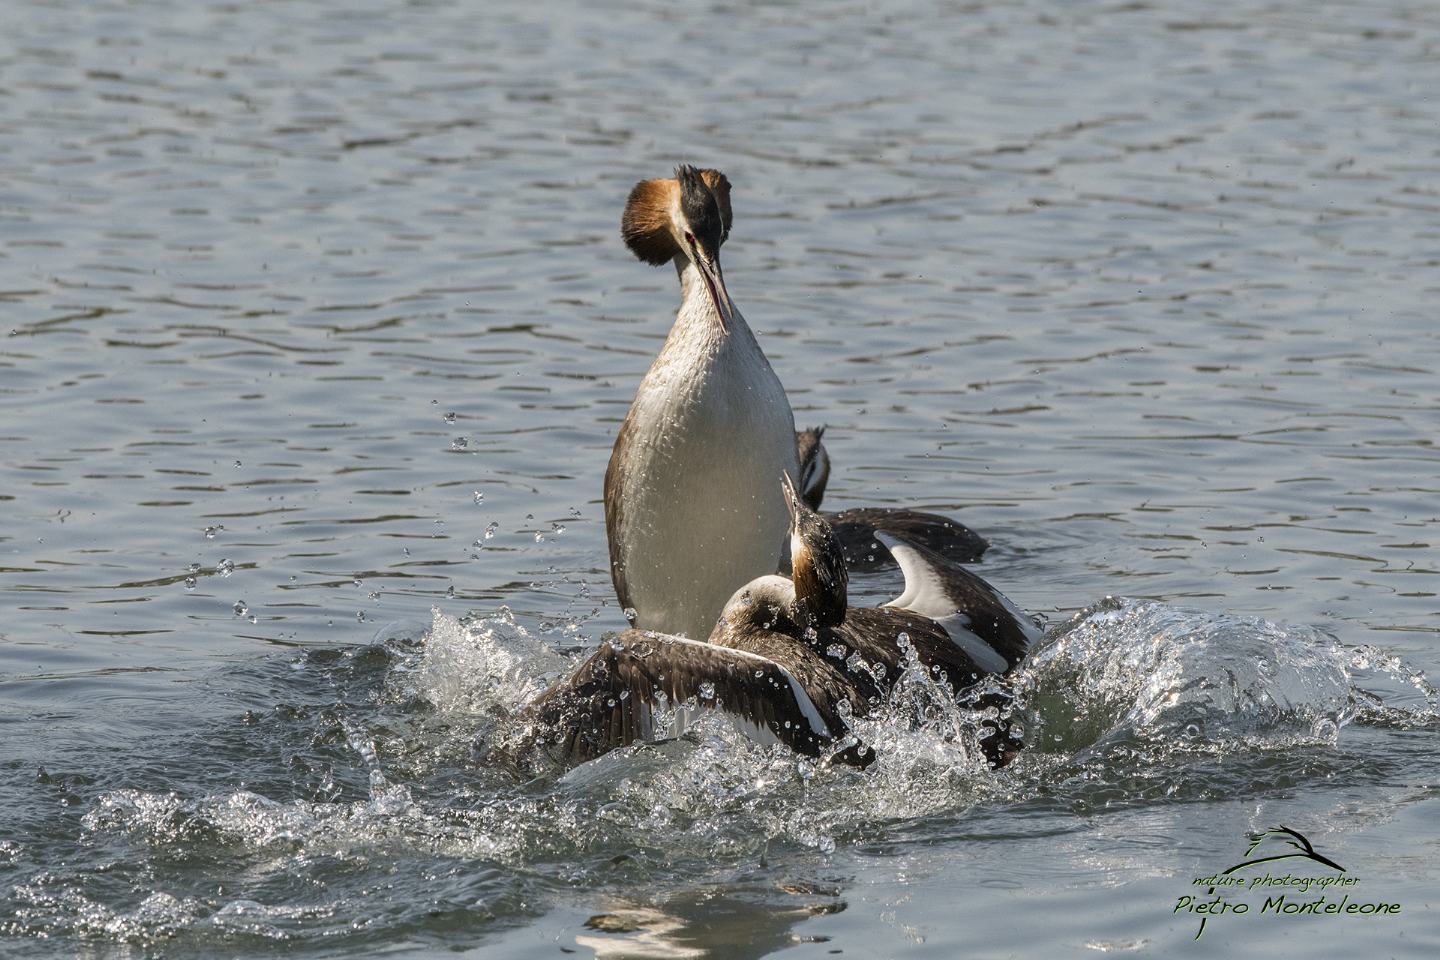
left=769, top=662, right=832, bottom=738
left=877, top=532, right=956, bottom=620
left=661, top=636, right=832, bottom=739
left=877, top=531, right=1039, bottom=668
left=934, top=614, right=1011, bottom=675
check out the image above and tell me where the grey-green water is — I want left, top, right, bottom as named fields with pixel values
left=2, top=0, right=1438, bottom=957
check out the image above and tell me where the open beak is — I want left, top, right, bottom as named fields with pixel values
left=688, top=242, right=732, bottom=334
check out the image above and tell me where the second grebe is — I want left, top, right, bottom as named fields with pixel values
left=515, top=474, right=1038, bottom=769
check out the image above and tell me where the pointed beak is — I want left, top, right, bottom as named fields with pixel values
left=687, top=241, right=732, bottom=334
left=780, top=471, right=801, bottom=524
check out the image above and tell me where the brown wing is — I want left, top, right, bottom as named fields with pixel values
left=518, top=631, right=872, bottom=768
left=830, top=608, right=992, bottom=692
left=826, top=507, right=988, bottom=570
left=602, top=416, right=636, bottom=621
left=877, top=532, right=1037, bottom=672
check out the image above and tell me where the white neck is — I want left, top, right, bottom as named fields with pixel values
left=674, top=256, right=708, bottom=305
left=669, top=256, right=755, bottom=346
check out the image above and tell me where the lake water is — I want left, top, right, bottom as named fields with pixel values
left=2, top=0, right=1438, bottom=956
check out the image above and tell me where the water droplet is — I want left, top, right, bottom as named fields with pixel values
left=233, top=460, right=242, bottom=468
left=451, top=436, right=468, bottom=449
left=402, top=547, right=410, bottom=557
left=826, top=643, right=847, bottom=659
left=551, top=522, right=566, bottom=536
left=896, top=631, right=911, bottom=651
left=699, top=681, right=716, bottom=700
left=203, top=525, right=223, bottom=540
left=356, top=611, right=366, bottom=623
left=445, top=585, right=455, bottom=599
left=444, top=411, right=457, bottom=424
left=534, top=531, right=545, bottom=543
left=569, top=506, right=582, bottom=518
left=188, top=562, right=201, bottom=574
left=183, top=576, right=196, bottom=590
left=233, top=601, right=248, bottom=617
left=472, top=490, right=484, bottom=505
left=484, top=521, right=498, bottom=540
left=217, top=558, right=235, bottom=577
left=353, top=576, right=363, bottom=588
left=623, top=607, right=638, bottom=622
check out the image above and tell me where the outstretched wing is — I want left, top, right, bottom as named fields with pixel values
left=519, top=631, right=871, bottom=768
left=877, top=532, right=1039, bottom=672
left=827, top=507, right=988, bottom=570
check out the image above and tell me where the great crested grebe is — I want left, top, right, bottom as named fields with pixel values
left=604, top=165, right=799, bottom=642
left=795, top=426, right=990, bottom=571
left=516, top=474, right=1039, bottom=769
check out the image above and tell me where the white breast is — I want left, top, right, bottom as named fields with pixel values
left=610, top=291, right=799, bottom=641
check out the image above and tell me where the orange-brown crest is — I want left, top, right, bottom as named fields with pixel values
left=620, top=167, right=735, bottom=265
left=620, top=178, right=681, bottom=266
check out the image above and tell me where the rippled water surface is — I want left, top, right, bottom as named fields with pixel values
left=3, top=0, right=1438, bottom=957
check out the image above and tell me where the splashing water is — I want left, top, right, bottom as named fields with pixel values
left=1015, top=597, right=1368, bottom=755
left=24, top=599, right=1431, bottom=952
left=397, top=606, right=566, bottom=717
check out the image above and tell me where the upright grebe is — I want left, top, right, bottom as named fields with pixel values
left=604, top=166, right=799, bottom=642
left=795, top=426, right=991, bottom=571
left=517, top=474, right=1039, bottom=769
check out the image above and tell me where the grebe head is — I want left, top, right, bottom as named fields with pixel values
left=795, top=426, right=831, bottom=510
left=782, top=470, right=848, bottom=627
left=620, top=164, right=734, bottom=330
